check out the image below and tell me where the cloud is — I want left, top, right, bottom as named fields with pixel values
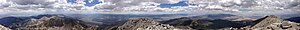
left=0, top=3, right=10, bottom=9
left=0, top=0, right=299, bottom=17
left=9, top=0, right=57, bottom=5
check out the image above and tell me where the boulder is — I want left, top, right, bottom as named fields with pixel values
left=0, top=24, right=11, bottom=30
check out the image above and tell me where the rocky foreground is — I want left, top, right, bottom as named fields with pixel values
left=0, top=16, right=98, bottom=30
left=0, top=15, right=299, bottom=30
left=0, top=25, right=10, bottom=30
left=221, top=15, right=300, bottom=30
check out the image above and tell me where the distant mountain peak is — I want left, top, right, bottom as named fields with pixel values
left=128, top=18, right=153, bottom=22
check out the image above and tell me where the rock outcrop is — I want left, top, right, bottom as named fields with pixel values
left=23, top=16, right=98, bottom=30
left=222, top=15, right=300, bottom=30
left=250, top=15, right=283, bottom=29
left=162, top=17, right=251, bottom=30
left=162, top=15, right=300, bottom=30
left=0, top=24, right=11, bottom=30
left=247, top=15, right=300, bottom=30
left=111, top=18, right=192, bottom=30
left=1, top=16, right=99, bottom=30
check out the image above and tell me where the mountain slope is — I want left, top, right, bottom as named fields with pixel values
left=249, top=15, right=283, bottom=28
left=111, top=18, right=192, bottom=30
left=161, top=17, right=251, bottom=30
left=246, top=15, right=300, bottom=30
left=286, top=16, right=300, bottom=23
left=221, top=15, right=300, bottom=30
left=162, top=15, right=300, bottom=30
left=0, top=15, right=99, bottom=30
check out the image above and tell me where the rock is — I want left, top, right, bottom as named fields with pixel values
left=250, top=15, right=282, bottom=29
left=14, top=16, right=99, bottom=30
left=222, top=15, right=300, bottom=30
left=0, top=17, right=31, bottom=28
left=0, top=14, right=65, bottom=29
left=248, top=15, right=300, bottom=30
left=1, top=15, right=98, bottom=30
left=111, top=18, right=192, bottom=30
left=280, top=21, right=292, bottom=29
left=0, top=24, right=11, bottom=30
left=162, top=17, right=251, bottom=30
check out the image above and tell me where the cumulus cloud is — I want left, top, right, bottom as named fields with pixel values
left=0, top=0, right=299, bottom=17
left=0, top=3, right=10, bottom=9
left=9, top=0, right=58, bottom=5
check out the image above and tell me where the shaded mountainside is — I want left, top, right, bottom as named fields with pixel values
left=161, top=17, right=252, bottom=30
left=286, top=16, right=300, bottom=23
left=221, top=15, right=300, bottom=30
left=190, top=14, right=256, bottom=21
left=64, top=14, right=189, bottom=26
left=160, top=14, right=256, bottom=30
left=0, top=14, right=64, bottom=29
left=16, top=16, right=99, bottom=30
left=162, top=15, right=300, bottom=30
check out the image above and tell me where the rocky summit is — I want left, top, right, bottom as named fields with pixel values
left=0, top=15, right=99, bottom=30
left=247, top=15, right=300, bottom=30
left=222, top=15, right=300, bottom=30
left=16, top=16, right=99, bottom=30
left=161, top=17, right=251, bottom=30
left=161, top=15, right=300, bottom=30
left=110, top=18, right=192, bottom=30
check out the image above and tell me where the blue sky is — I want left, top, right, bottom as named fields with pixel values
left=67, top=0, right=102, bottom=7
left=159, top=1, right=189, bottom=8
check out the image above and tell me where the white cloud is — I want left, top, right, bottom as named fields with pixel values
left=0, top=0, right=8, bottom=3
left=0, top=0, right=299, bottom=17
left=8, top=0, right=57, bottom=5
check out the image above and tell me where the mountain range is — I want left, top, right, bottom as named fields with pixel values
left=0, top=14, right=299, bottom=30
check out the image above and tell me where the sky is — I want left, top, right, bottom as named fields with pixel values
left=0, top=0, right=299, bottom=17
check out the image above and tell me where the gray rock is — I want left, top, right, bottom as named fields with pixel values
left=15, top=16, right=99, bottom=30
left=0, top=25, right=11, bottom=30
left=111, top=18, right=192, bottom=30
left=250, top=15, right=282, bottom=29
left=223, top=15, right=300, bottom=30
